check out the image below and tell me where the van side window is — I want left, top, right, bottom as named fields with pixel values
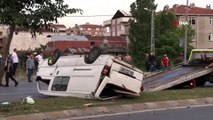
left=51, top=76, right=70, bottom=91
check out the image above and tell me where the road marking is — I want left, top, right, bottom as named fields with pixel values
left=64, top=104, right=213, bottom=120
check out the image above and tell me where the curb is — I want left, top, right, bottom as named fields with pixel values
left=2, top=97, right=213, bottom=120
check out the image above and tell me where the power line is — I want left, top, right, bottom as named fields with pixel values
left=65, top=14, right=113, bottom=17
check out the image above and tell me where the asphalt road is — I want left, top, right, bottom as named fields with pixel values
left=0, top=80, right=47, bottom=103
left=69, top=104, right=213, bottom=120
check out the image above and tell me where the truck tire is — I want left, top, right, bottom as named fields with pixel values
left=48, top=49, right=61, bottom=66
left=188, top=80, right=196, bottom=89
left=196, top=76, right=207, bottom=86
left=196, top=79, right=206, bottom=86
left=84, top=46, right=103, bottom=64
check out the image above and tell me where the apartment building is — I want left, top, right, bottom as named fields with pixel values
left=103, top=10, right=132, bottom=37
left=171, top=4, right=213, bottom=49
left=67, top=23, right=105, bottom=36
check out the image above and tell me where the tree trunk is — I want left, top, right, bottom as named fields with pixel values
left=0, top=24, right=15, bottom=86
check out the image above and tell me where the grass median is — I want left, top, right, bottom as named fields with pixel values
left=1, top=87, right=213, bottom=116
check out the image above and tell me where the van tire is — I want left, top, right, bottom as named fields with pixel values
left=84, top=46, right=102, bottom=64
left=48, top=49, right=61, bottom=66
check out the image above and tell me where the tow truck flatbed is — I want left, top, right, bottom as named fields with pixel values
left=143, top=65, right=213, bottom=92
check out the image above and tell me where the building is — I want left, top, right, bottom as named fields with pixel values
left=171, top=4, right=213, bottom=49
left=0, top=24, right=67, bottom=52
left=45, top=35, right=127, bottom=53
left=66, top=23, right=105, bottom=36
left=103, top=10, right=132, bottom=37
left=48, top=23, right=67, bottom=33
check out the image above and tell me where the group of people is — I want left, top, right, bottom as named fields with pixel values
left=115, top=53, right=132, bottom=63
left=146, top=52, right=169, bottom=72
left=3, top=48, right=43, bottom=87
left=26, top=51, right=43, bottom=82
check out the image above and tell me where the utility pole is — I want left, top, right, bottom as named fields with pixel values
left=151, top=10, right=155, bottom=55
left=184, top=0, right=189, bottom=64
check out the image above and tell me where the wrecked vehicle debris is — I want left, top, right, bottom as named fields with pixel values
left=36, top=46, right=143, bottom=100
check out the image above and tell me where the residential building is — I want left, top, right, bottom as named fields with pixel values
left=170, top=4, right=213, bottom=49
left=103, top=10, right=132, bottom=37
left=48, top=23, right=67, bottom=33
left=66, top=23, right=105, bottom=36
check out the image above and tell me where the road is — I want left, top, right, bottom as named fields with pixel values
left=69, top=104, right=213, bottom=120
left=0, top=80, right=47, bottom=103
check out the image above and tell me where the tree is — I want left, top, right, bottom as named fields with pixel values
left=0, top=0, right=82, bottom=85
left=128, top=0, right=195, bottom=70
left=129, top=0, right=157, bottom=68
left=155, top=10, right=195, bottom=66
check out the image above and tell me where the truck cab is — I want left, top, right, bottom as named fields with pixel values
left=188, top=49, right=213, bottom=65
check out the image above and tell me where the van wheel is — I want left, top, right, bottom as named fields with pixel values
left=48, top=49, right=61, bottom=66
left=84, top=46, right=103, bottom=64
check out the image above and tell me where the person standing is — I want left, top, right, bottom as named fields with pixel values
left=35, top=51, right=44, bottom=64
left=4, top=54, right=19, bottom=87
left=145, top=53, right=150, bottom=71
left=26, top=53, right=35, bottom=82
left=161, top=54, right=169, bottom=69
left=124, top=53, right=132, bottom=64
left=11, top=48, right=19, bottom=76
left=34, top=52, right=44, bottom=71
left=148, top=52, right=156, bottom=72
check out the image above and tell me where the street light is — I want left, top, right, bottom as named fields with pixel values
left=144, top=8, right=155, bottom=55
left=184, top=0, right=189, bottom=64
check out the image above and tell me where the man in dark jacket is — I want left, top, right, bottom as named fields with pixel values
left=4, top=54, right=19, bottom=87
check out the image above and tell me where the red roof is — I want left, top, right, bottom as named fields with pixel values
left=172, top=5, right=213, bottom=15
left=79, top=24, right=104, bottom=28
left=86, top=36, right=126, bottom=41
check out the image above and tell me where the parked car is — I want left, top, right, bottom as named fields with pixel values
left=36, top=46, right=144, bottom=100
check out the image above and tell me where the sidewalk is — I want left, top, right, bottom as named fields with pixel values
left=2, top=97, right=213, bottom=120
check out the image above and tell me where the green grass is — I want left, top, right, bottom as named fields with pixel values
left=1, top=87, right=213, bottom=116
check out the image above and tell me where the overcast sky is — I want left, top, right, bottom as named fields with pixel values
left=58, top=0, right=213, bottom=27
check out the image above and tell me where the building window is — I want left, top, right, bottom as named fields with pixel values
left=210, top=17, right=213, bottom=25
left=208, top=33, right=213, bottom=41
left=88, top=28, right=91, bottom=31
left=51, top=76, right=70, bottom=91
left=189, top=17, right=196, bottom=25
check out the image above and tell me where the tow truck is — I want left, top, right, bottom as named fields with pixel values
left=143, top=49, right=213, bottom=92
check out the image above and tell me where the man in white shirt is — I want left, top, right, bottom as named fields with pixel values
left=35, top=52, right=43, bottom=70
left=35, top=52, right=43, bottom=64
left=11, top=48, right=19, bottom=76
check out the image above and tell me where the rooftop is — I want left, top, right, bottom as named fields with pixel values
left=171, top=4, right=213, bottom=15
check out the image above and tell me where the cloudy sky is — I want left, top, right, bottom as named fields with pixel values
left=58, top=0, right=213, bottom=27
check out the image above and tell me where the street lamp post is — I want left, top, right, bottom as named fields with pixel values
left=184, top=0, right=189, bottom=64
left=151, top=10, right=155, bottom=55
left=144, top=8, right=155, bottom=55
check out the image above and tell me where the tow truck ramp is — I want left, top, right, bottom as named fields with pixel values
left=143, top=65, right=213, bottom=92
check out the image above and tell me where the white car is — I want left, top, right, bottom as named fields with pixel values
left=36, top=46, right=144, bottom=100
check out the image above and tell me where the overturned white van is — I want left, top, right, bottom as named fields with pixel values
left=36, top=46, right=143, bottom=100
